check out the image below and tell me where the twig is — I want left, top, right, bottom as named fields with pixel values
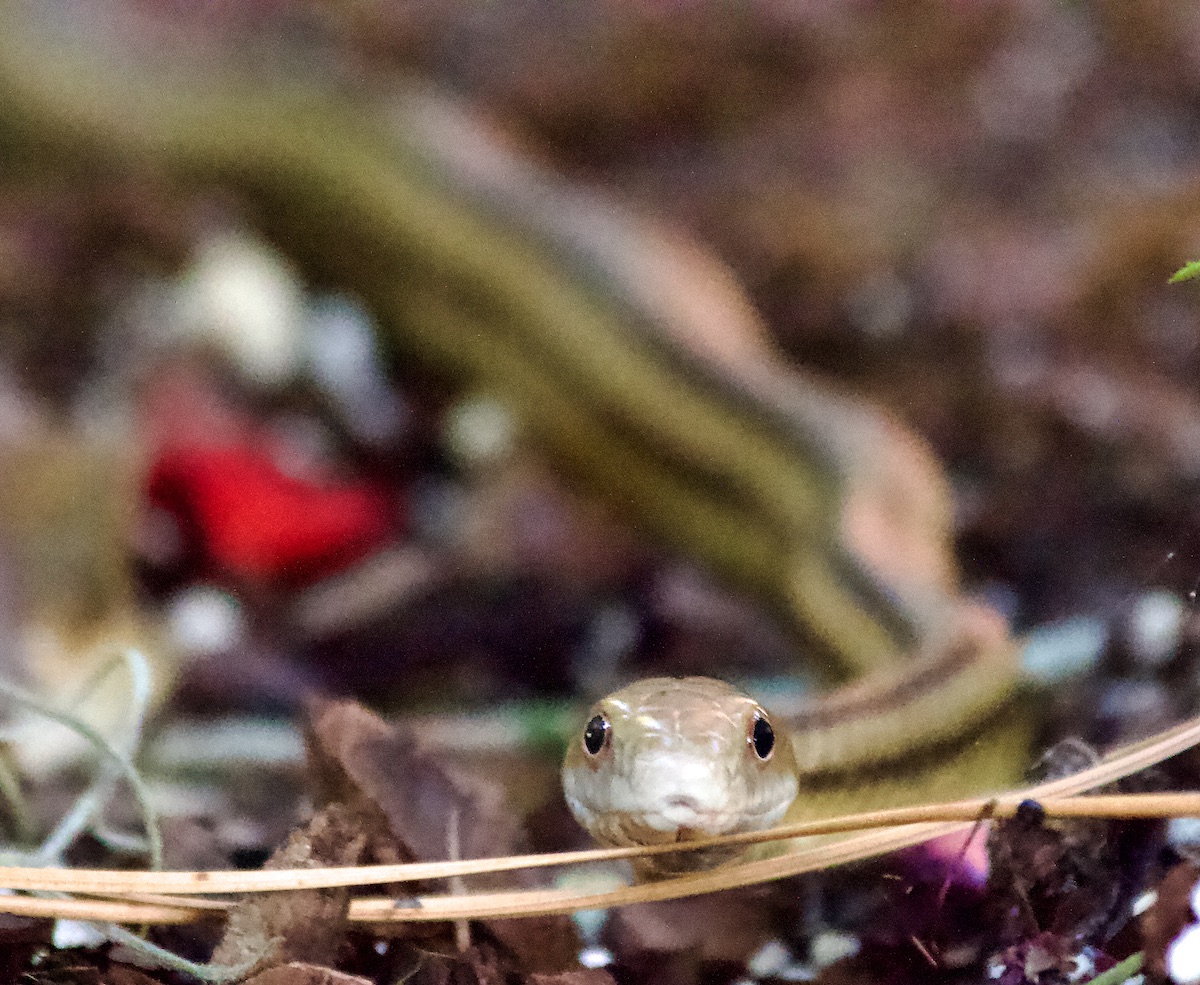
left=102, top=923, right=272, bottom=984
left=36, top=649, right=155, bottom=865
left=0, top=746, right=36, bottom=843
left=0, top=667, right=162, bottom=869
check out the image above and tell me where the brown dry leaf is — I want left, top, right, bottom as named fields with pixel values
left=403, top=945, right=505, bottom=985
left=305, top=698, right=522, bottom=872
left=988, top=799, right=1164, bottom=949
left=209, top=801, right=376, bottom=977
left=986, top=739, right=1166, bottom=948
left=481, top=911, right=584, bottom=978
left=242, top=962, right=373, bottom=985
left=604, top=888, right=779, bottom=964
left=1141, top=861, right=1200, bottom=979
left=305, top=699, right=580, bottom=973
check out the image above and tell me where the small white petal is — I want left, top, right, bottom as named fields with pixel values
left=1133, top=889, right=1159, bottom=917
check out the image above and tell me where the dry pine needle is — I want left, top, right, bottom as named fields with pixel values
left=0, top=709, right=1199, bottom=925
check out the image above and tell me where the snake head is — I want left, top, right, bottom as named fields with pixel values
left=562, top=676, right=799, bottom=878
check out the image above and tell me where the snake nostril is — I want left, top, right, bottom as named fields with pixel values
left=664, top=794, right=702, bottom=811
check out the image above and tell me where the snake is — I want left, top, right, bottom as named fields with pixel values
left=0, top=1, right=1034, bottom=847
left=563, top=608, right=1028, bottom=880
left=562, top=676, right=801, bottom=878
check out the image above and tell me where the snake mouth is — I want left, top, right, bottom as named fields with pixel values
left=652, top=809, right=727, bottom=836
left=607, top=810, right=727, bottom=848
left=652, top=794, right=732, bottom=835
left=635, top=828, right=748, bottom=878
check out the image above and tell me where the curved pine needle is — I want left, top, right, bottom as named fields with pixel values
left=2, top=786, right=1195, bottom=927
left=0, top=895, right=204, bottom=924
left=97, top=893, right=234, bottom=912
left=0, top=794, right=1194, bottom=926
left=0, top=714, right=1195, bottom=924
left=1, top=764, right=1196, bottom=901
left=348, top=797, right=1200, bottom=923
left=0, top=789, right=1186, bottom=899
left=0, top=792, right=1196, bottom=901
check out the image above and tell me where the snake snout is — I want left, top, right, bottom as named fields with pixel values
left=638, top=760, right=732, bottom=832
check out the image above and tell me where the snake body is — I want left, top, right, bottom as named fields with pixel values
left=0, top=2, right=1030, bottom=830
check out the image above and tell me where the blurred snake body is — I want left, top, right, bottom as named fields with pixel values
left=0, top=2, right=1030, bottom=856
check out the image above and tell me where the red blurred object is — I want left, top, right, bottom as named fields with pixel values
left=147, top=443, right=396, bottom=586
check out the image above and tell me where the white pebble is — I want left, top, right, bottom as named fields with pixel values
left=1067, top=949, right=1096, bottom=981
left=1132, top=888, right=1159, bottom=917
left=1168, top=818, right=1200, bottom=851
left=53, top=920, right=108, bottom=948
left=305, top=296, right=407, bottom=446
left=747, top=940, right=793, bottom=977
left=1169, top=923, right=1200, bottom=983
left=578, top=946, right=614, bottom=969
left=1128, top=590, right=1184, bottom=666
left=172, top=232, right=305, bottom=385
left=1021, top=615, right=1108, bottom=682
left=167, top=586, right=244, bottom=656
left=444, top=396, right=516, bottom=467
left=809, top=930, right=860, bottom=969
left=1098, top=679, right=1168, bottom=721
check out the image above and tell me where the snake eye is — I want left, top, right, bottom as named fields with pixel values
left=750, top=710, right=775, bottom=760
left=583, top=714, right=611, bottom=756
